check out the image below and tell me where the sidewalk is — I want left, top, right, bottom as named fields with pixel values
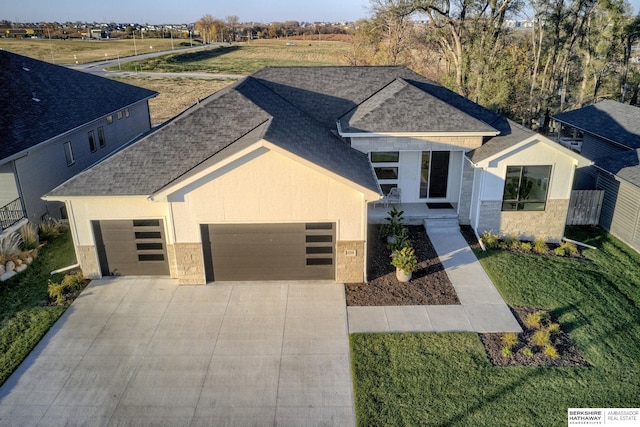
left=347, top=225, right=522, bottom=334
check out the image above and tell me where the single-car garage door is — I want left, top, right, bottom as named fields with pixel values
left=92, top=219, right=170, bottom=276
left=201, top=223, right=335, bottom=281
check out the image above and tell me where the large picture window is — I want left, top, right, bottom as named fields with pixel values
left=502, top=166, right=551, bottom=211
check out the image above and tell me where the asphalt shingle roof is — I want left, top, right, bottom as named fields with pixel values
left=552, top=100, right=640, bottom=150
left=594, top=149, right=640, bottom=187
left=338, top=78, right=497, bottom=134
left=48, top=66, right=527, bottom=198
left=467, top=120, right=536, bottom=164
left=0, top=50, right=157, bottom=160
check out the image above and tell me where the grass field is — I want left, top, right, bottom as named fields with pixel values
left=0, top=230, right=76, bottom=386
left=111, top=39, right=351, bottom=75
left=0, top=37, right=200, bottom=65
left=351, top=227, right=640, bottom=426
left=111, top=76, right=235, bottom=125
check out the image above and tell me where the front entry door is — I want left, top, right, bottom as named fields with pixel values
left=420, top=151, right=450, bottom=199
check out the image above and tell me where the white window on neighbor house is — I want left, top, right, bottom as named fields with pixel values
left=106, top=115, right=113, bottom=124
left=117, top=111, right=123, bottom=119
left=98, top=126, right=106, bottom=148
left=88, top=130, right=96, bottom=153
left=124, top=108, right=130, bottom=118
left=63, top=141, right=74, bottom=166
left=371, top=151, right=399, bottom=195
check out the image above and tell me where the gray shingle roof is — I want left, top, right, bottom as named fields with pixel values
left=338, top=78, right=497, bottom=134
left=48, top=76, right=380, bottom=196
left=0, top=50, right=157, bottom=160
left=48, top=66, right=525, bottom=198
left=552, top=100, right=640, bottom=149
left=594, top=149, right=640, bottom=187
left=467, top=120, right=536, bottom=163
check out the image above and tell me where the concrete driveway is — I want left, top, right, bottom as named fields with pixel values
left=0, top=277, right=355, bottom=426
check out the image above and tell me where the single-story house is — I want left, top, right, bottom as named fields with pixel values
left=553, top=100, right=640, bottom=252
left=0, top=50, right=157, bottom=238
left=45, top=66, right=589, bottom=284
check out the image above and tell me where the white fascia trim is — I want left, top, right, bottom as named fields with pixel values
left=148, top=142, right=268, bottom=202
left=42, top=194, right=149, bottom=202
left=263, top=141, right=381, bottom=201
left=338, top=130, right=499, bottom=138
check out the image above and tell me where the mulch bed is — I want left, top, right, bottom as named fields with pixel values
left=480, top=307, right=589, bottom=367
left=345, top=225, right=460, bottom=306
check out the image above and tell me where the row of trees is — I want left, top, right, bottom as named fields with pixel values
left=195, top=15, right=351, bottom=43
left=348, top=0, right=640, bottom=124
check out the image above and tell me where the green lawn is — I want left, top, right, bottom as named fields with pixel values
left=351, top=227, right=640, bottom=426
left=111, top=40, right=350, bottom=75
left=0, top=230, right=76, bottom=385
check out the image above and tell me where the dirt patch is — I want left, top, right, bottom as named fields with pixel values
left=345, top=225, right=459, bottom=306
left=480, top=307, right=588, bottom=367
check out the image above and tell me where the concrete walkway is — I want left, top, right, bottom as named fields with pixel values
left=347, top=225, right=522, bottom=334
left=0, top=278, right=354, bottom=426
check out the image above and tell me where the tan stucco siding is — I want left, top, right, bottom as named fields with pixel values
left=68, top=197, right=172, bottom=246
left=169, top=149, right=367, bottom=243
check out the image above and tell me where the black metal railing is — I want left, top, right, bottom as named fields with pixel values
left=0, top=198, right=26, bottom=231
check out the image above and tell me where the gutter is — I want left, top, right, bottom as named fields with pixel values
left=51, top=263, right=80, bottom=275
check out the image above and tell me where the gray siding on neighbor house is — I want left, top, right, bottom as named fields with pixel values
left=14, top=101, right=152, bottom=222
left=581, top=134, right=628, bottom=161
left=596, top=173, right=640, bottom=253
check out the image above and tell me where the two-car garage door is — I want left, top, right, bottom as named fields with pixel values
left=201, top=223, right=335, bottom=281
left=92, top=220, right=336, bottom=281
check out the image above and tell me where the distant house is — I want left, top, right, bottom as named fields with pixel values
left=45, top=66, right=588, bottom=284
left=553, top=100, right=640, bottom=252
left=0, top=50, right=157, bottom=237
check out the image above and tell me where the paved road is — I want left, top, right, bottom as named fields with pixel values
left=67, top=43, right=244, bottom=80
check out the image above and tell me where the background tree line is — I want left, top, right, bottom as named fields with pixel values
left=347, top=0, right=640, bottom=126
left=195, top=15, right=352, bottom=44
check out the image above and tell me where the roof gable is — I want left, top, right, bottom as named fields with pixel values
left=0, top=50, right=157, bottom=160
left=338, top=78, right=497, bottom=135
left=552, top=100, right=640, bottom=149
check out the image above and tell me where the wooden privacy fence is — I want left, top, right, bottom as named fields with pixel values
left=566, top=190, right=604, bottom=225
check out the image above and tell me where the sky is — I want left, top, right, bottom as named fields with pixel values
left=1, top=0, right=372, bottom=23
left=2, top=0, right=639, bottom=24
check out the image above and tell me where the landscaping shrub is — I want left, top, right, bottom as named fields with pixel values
left=532, top=238, right=549, bottom=254
left=501, top=346, right=513, bottom=357
left=559, top=240, right=579, bottom=257
left=501, top=332, right=519, bottom=349
left=480, top=230, right=500, bottom=249
left=532, top=329, right=551, bottom=347
left=520, top=242, right=532, bottom=252
left=39, top=217, right=66, bottom=241
left=387, top=227, right=411, bottom=252
left=525, top=311, right=548, bottom=329
left=20, top=223, right=39, bottom=250
left=500, top=235, right=520, bottom=250
left=543, top=344, right=559, bottom=359
left=48, top=272, right=86, bottom=305
left=522, top=347, right=534, bottom=357
left=0, top=232, right=22, bottom=263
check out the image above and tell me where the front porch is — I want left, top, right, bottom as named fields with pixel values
left=368, top=202, right=458, bottom=225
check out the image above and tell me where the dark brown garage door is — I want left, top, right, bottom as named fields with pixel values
left=202, top=223, right=335, bottom=281
left=92, top=219, right=170, bottom=276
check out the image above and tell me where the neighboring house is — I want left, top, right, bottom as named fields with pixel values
left=45, top=66, right=588, bottom=285
left=553, top=100, right=640, bottom=252
left=0, top=50, right=157, bottom=237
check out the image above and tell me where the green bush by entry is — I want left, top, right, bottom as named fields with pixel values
left=48, top=272, right=86, bottom=305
